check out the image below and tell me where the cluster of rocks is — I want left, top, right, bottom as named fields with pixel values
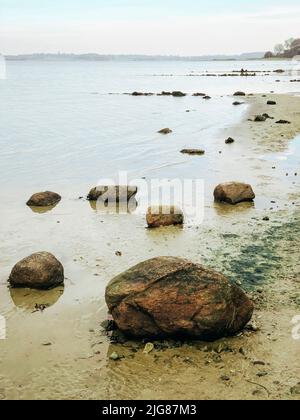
left=19, top=181, right=255, bottom=294
left=125, top=91, right=216, bottom=98
left=246, top=99, right=292, bottom=126
left=254, top=114, right=273, bottom=122
left=129, top=91, right=187, bottom=97
left=17, top=90, right=264, bottom=342
left=8, top=251, right=254, bottom=341
left=25, top=182, right=256, bottom=227
left=131, top=92, right=154, bottom=96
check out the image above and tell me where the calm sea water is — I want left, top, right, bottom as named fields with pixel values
left=0, top=59, right=299, bottom=194
left=1, top=59, right=300, bottom=399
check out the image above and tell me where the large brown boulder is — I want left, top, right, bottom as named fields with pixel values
left=146, top=206, right=184, bottom=228
left=214, top=182, right=255, bottom=204
left=87, top=185, right=138, bottom=202
left=26, top=191, right=61, bottom=207
left=9, top=252, right=64, bottom=290
left=105, top=257, right=254, bottom=340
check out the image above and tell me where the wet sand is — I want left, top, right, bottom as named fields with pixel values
left=0, top=93, right=300, bottom=400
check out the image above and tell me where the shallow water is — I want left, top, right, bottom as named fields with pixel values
left=0, top=59, right=300, bottom=400
left=0, top=59, right=300, bottom=190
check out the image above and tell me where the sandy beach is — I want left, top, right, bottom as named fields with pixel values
left=0, top=91, right=300, bottom=400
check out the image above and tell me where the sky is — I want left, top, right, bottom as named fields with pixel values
left=0, top=0, right=299, bottom=55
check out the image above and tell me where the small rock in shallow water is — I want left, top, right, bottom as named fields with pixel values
left=233, top=91, right=246, bottom=96
left=9, top=252, right=64, bottom=290
left=225, top=137, right=235, bottom=144
left=26, top=191, right=61, bottom=207
left=214, top=182, right=255, bottom=205
left=146, top=205, right=184, bottom=228
left=172, top=91, right=186, bottom=97
left=276, top=119, right=291, bottom=124
left=87, top=185, right=137, bottom=202
left=180, top=149, right=205, bottom=155
left=158, top=128, right=173, bottom=134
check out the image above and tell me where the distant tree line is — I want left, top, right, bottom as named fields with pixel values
left=264, top=38, right=300, bottom=58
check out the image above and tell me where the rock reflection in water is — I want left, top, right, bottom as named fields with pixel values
left=213, top=201, right=255, bottom=217
left=27, top=203, right=60, bottom=214
left=10, top=286, right=64, bottom=312
left=89, top=198, right=138, bottom=214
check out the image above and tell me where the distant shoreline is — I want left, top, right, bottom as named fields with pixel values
left=3, top=52, right=266, bottom=62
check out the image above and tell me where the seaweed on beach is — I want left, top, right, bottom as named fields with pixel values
left=205, top=211, right=300, bottom=289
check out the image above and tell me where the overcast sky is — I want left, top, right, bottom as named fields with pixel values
left=0, top=0, right=299, bottom=55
